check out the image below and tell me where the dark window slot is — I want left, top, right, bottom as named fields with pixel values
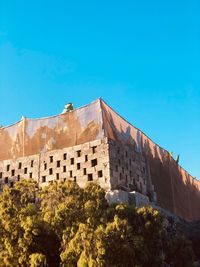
left=92, top=146, right=97, bottom=154
left=77, top=150, right=81, bottom=157
left=42, top=176, right=46, bottom=183
left=91, top=159, right=97, bottom=167
left=87, top=174, right=93, bottom=181
left=98, top=170, right=103, bottom=178
left=77, top=163, right=81, bottom=170
left=44, top=163, right=47, bottom=170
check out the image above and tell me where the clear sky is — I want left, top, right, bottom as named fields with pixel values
left=0, top=0, right=200, bottom=179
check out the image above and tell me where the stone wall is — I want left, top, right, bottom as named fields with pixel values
left=0, top=138, right=111, bottom=190
left=108, top=139, right=155, bottom=198
left=0, top=137, right=156, bottom=200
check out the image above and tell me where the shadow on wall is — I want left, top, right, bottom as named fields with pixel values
left=103, top=106, right=200, bottom=221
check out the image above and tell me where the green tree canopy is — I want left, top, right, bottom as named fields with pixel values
left=0, top=179, right=195, bottom=267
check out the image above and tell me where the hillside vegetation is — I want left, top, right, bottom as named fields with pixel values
left=0, top=179, right=196, bottom=267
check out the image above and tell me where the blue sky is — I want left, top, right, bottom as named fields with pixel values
left=0, top=0, right=200, bottom=179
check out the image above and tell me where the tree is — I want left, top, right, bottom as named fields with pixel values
left=0, top=179, right=195, bottom=266
left=29, top=253, right=47, bottom=267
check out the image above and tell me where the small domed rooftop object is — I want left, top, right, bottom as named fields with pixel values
left=62, top=103, right=74, bottom=114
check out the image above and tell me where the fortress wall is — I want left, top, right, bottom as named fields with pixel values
left=101, top=100, right=200, bottom=221
left=0, top=99, right=104, bottom=161
left=0, top=138, right=111, bottom=191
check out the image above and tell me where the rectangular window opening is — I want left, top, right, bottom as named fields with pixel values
left=70, top=158, right=74, bottom=165
left=49, top=156, right=53, bottom=163
left=42, top=176, right=46, bottom=183
left=44, top=163, right=47, bottom=170
left=85, top=155, right=88, bottom=162
left=11, top=170, right=15, bottom=176
left=83, top=168, right=87, bottom=175
left=87, top=173, right=93, bottom=181
left=31, top=160, right=34, bottom=167
left=77, top=163, right=81, bottom=170
left=77, top=150, right=81, bottom=157
left=92, top=146, right=97, bottom=154
left=18, top=162, right=22, bottom=169
left=63, top=166, right=66, bottom=173
left=56, top=173, right=59, bottom=180
left=63, top=153, right=67, bottom=160
left=91, top=159, right=97, bottom=167
left=57, top=160, right=61, bottom=168
left=49, top=168, right=53, bottom=175
left=24, top=168, right=27, bottom=174
left=7, top=165, right=10, bottom=172
left=98, top=170, right=103, bottom=178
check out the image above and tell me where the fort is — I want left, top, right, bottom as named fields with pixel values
left=0, top=98, right=200, bottom=221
